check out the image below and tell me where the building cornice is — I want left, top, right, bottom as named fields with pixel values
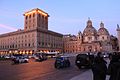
left=0, top=29, right=63, bottom=38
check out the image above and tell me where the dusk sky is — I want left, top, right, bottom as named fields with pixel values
left=0, top=0, right=120, bottom=36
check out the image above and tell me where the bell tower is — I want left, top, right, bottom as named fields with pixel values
left=23, top=8, right=49, bottom=31
left=117, top=24, right=120, bottom=51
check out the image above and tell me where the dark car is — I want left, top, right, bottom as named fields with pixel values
left=75, top=53, right=94, bottom=69
left=35, top=52, right=47, bottom=62
left=54, top=56, right=70, bottom=69
left=100, top=52, right=109, bottom=58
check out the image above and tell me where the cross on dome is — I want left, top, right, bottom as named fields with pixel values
left=100, top=21, right=104, bottom=28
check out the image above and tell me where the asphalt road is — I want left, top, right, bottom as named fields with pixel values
left=0, top=57, right=88, bottom=80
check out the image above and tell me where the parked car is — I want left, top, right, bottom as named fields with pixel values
left=12, top=55, right=29, bottom=64
left=102, top=52, right=109, bottom=58
left=54, top=56, right=70, bottom=69
left=46, top=52, right=59, bottom=58
left=75, top=53, right=94, bottom=69
left=35, top=52, right=47, bottom=62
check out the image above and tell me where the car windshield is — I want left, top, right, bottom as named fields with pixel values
left=56, top=57, right=63, bottom=60
left=77, top=54, right=87, bottom=59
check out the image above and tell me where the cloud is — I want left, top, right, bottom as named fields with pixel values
left=0, top=24, right=17, bottom=31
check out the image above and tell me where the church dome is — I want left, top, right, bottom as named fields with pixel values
left=98, top=22, right=109, bottom=35
left=83, top=19, right=97, bottom=36
left=87, top=19, right=92, bottom=27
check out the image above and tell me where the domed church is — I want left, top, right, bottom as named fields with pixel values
left=63, top=19, right=113, bottom=53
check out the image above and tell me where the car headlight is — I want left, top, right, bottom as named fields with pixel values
left=77, top=61, right=80, bottom=63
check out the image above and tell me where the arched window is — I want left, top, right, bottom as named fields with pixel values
left=88, top=37, right=92, bottom=40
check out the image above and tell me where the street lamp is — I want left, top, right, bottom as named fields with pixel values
left=9, top=51, right=12, bottom=54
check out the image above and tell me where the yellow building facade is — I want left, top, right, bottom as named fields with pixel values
left=0, top=8, right=63, bottom=55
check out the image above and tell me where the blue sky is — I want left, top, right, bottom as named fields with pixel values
left=0, top=0, right=120, bottom=36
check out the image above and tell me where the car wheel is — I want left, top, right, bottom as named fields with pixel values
left=55, top=63, right=61, bottom=69
left=24, top=60, right=28, bottom=63
left=56, top=65, right=60, bottom=69
left=78, top=66, right=81, bottom=69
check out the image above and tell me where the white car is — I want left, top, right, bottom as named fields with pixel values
left=4, top=56, right=10, bottom=59
left=13, top=56, right=29, bottom=64
left=19, top=57, right=29, bottom=63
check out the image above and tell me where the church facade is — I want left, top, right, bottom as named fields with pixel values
left=63, top=19, right=114, bottom=53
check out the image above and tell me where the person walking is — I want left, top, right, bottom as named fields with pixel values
left=92, top=56, right=107, bottom=80
left=107, top=54, right=120, bottom=80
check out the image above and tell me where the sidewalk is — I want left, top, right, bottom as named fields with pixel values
left=70, top=69, right=109, bottom=80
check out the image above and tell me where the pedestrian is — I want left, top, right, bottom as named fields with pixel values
left=92, top=56, right=107, bottom=80
left=107, top=54, right=120, bottom=80
left=116, top=65, right=120, bottom=80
